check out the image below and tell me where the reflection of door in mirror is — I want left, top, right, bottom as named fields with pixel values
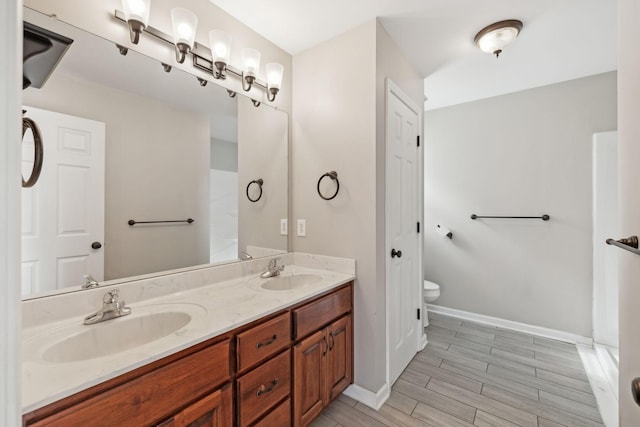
left=21, top=106, right=105, bottom=297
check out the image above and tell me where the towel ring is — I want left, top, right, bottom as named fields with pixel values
left=246, top=178, right=264, bottom=202
left=317, top=171, right=340, bottom=200
left=22, top=113, right=44, bottom=188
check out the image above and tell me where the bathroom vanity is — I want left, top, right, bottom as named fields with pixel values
left=21, top=256, right=354, bottom=427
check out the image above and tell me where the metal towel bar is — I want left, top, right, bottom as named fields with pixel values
left=605, top=236, right=640, bottom=256
left=128, top=218, right=194, bottom=226
left=471, top=214, right=550, bottom=221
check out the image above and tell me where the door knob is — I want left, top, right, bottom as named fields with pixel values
left=391, top=248, right=402, bottom=258
left=632, top=377, right=640, bottom=406
left=91, top=241, right=102, bottom=249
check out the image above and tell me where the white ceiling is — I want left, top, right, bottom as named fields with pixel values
left=209, top=0, right=617, bottom=110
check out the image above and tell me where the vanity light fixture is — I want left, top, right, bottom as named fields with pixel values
left=113, top=7, right=285, bottom=103
left=209, top=30, right=231, bottom=79
left=266, top=62, right=284, bottom=102
left=241, top=48, right=261, bottom=91
left=474, top=19, right=523, bottom=58
left=121, top=0, right=151, bottom=44
left=170, top=7, right=198, bottom=64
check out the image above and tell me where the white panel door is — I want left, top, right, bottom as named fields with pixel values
left=386, top=81, right=421, bottom=385
left=21, top=106, right=105, bottom=296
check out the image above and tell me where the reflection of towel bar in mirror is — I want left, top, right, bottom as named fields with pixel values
left=606, top=236, right=640, bottom=256
left=246, top=178, right=264, bottom=202
left=128, top=218, right=194, bottom=226
left=470, top=214, right=550, bottom=221
left=317, top=171, right=340, bottom=200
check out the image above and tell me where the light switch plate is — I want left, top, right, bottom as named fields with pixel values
left=297, top=219, right=306, bottom=237
left=280, top=219, right=288, bottom=235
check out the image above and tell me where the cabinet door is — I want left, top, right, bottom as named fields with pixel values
left=293, top=329, right=326, bottom=427
left=326, top=315, right=353, bottom=402
left=160, top=384, right=233, bottom=427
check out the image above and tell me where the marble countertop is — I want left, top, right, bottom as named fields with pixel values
left=22, top=264, right=354, bottom=413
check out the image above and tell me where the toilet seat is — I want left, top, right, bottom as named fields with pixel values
left=423, top=280, right=439, bottom=291
left=423, top=280, right=440, bottom=300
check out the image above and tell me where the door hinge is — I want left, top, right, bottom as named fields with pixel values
left=417, top=308, right=421, bottom=320
left=417, top=135, right=420, bottom=147
left=417, top=222, right=420, bottom=233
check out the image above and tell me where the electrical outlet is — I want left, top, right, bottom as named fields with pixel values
left=297, top=219, right=306, bottom=237
left=280, top=219, right=288, bottom=235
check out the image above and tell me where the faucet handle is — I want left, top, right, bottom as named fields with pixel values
left=104, top=289, right=119, bottom=304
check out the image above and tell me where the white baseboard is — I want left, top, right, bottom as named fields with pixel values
left=594, top=344, right=619, bottom=401
left=342, top=382, right=390, bottom=410
left=577, top=345, right=619, bottom=427
left=419, top=333, right=428, bottom=350
left=427, top=304, right=593, bottom=346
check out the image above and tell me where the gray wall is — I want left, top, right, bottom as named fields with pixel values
left=424, top=71, right=617, bottom=337
left=24, top=72, right=211, bottom=280
left=292, top=19, right=423, bottom=394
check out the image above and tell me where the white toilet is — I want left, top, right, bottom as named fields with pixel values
left=423, top=280, right=440, bottom=327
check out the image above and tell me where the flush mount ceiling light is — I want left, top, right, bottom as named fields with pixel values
left=474, top=19, right=523, bottom=58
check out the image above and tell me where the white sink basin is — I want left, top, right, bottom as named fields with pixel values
left=41, top=310, right=193, bottom=363
left=261, top=273, right=323, bottom=291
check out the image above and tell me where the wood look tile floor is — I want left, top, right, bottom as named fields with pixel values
left=310, top=313, right=604, bottom=427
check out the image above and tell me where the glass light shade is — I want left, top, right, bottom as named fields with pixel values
left=241, top=48, right=261, bottom=78
left=474, top=20, right=522, bottom=56
left=170, top=8, right=198, bottom=49
left=122, top=0, right=151, bottom=25
left=266, top=63, right=284, bottom=90
left=209, top=30, right=232, bottom=64
left=476, top=28, right=518, bottom=54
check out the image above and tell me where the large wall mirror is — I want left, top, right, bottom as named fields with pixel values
left=21, top=7, right=288, bottom=300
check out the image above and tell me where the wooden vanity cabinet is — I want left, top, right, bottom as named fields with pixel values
left=157, top=384, right=233, bottom=427
left=292, top=286, right=354, bottom=427
left=23, top=338, right=232, bottom=427
left=23, top=282, right=354, bottom=427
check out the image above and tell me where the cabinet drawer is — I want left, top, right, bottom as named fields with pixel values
left=28, top=339, right=231, bottom=427
left=252, top=398, right=290, bottom=427
left=237, top=312, right=291, bottom=372
left=237, top=350, right=291, bottom=427
left=293, top=285, right=351, bottom=340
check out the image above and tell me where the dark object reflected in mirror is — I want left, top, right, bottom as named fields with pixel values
left=20, top=7, right=288, bottom=300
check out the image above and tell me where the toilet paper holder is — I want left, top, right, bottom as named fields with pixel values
left=437, top=224, right=453, bottom=239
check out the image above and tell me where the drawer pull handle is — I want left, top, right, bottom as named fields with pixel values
left=256, top=334, right=278, bottom=348
left=256, top=379, right=279, bottom=397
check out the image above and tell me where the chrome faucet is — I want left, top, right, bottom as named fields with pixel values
left=82, top=274, right=99, bottom=289
left=84, top=289, right=131, bottom=325
left=240, top=250, right=253, bottom=260
left=260, top=258, right=285, bottom=278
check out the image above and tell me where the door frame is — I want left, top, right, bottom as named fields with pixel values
left=384, top=78, right=425, bottom=387
left=0, top=0, right=22, bottom=424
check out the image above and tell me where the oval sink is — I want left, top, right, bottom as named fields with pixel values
left=261, top=274, right=323, bottom=291
left=42, top=311, right=191, bottom=363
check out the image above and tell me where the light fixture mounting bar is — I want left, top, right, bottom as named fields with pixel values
left=114, top=10, right=269, bottom=92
